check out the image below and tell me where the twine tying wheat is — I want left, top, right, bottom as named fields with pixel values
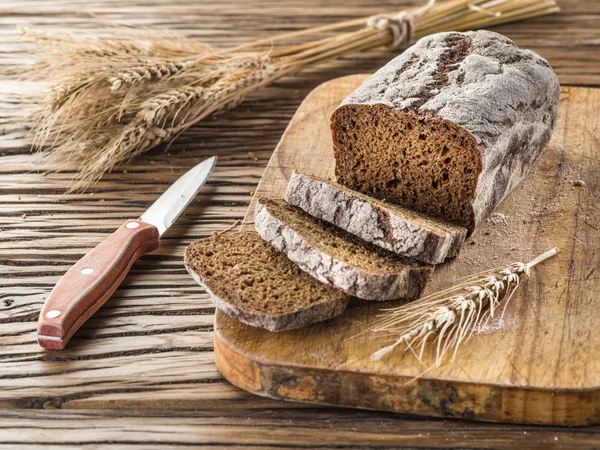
left=13, top=0, right=559, bottom=190
left=367, top=0, right=436, bottom=49
left=370, top=248, right=559, bottom=367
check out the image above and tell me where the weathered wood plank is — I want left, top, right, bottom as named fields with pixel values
left=0, top=408, right=599, bottom=449
left=1, top=0, right=600, bottom=446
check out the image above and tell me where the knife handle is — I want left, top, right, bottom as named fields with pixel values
left=37, top=220, right=160, bottom=350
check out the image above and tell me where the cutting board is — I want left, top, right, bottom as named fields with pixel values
left=214, top=75, right=600, bottom=425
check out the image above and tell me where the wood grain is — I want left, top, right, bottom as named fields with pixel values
left=216, top=75, right=600, bottom=426
left=1, top=0, right=600, bottom=446
left=3, top=408, right=600, bottom=449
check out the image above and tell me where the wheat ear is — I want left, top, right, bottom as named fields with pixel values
left=370, top=248, right=559, bottom=366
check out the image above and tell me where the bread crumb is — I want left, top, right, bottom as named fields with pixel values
left=573, top=179, right=586, bottom=187
left=22, top=213, right=27, bottom=219
left=487, top=212, right=509, bottom=226
left=250, top=191, right=255, bottom=196
left=476, top=318, right=505, bottom=334
left=247, top=152, right=259, bottom=161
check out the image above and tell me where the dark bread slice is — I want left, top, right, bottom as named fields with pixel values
left=330, top=30, right=560, bottom=233
left=184, top=231, right=349, bottom=331
left=255, top=198, right=433, bottom=300
left=284, top=170, right=466, bottom=264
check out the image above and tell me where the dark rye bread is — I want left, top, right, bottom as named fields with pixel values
left=255, top=198, right=433, bottom=300
left=184, top=231, right=349, bottom=331
left=284, top=171, right=466, bottom=265
left=331, top=30, right=560, bottom=233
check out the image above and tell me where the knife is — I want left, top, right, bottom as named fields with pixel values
left=37, top=156, right=218, bottom=350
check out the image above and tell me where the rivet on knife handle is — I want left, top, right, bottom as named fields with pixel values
left=37, top=220, right=160, bottom=350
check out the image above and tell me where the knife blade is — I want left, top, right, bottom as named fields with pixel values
left=37, top=156, right=218, bottom=350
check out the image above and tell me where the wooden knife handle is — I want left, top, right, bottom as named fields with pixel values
left=37, top=220, right=160, bottom=350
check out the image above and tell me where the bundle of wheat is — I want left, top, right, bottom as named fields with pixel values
left=17, top=0, right=559, bottom=190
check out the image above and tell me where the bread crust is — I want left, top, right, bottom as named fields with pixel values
left=255, top=199, right=433, bottom=300
left=284, top=171, right=466, bottom=264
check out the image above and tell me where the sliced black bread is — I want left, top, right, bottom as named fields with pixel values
left=331, top=31, right=559, bottom=233
left=284, top=171, right=467, bottom=265
left=255, top=198, right=433, bottom=301
left=184, top=231, right=349, bottom=332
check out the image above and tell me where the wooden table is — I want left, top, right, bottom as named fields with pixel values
left=1, top=1, right=599, bottom=448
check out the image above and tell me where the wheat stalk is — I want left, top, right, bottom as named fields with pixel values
left=15, top=0, right=559, bottom=190
left=370, top=248, right=559, bottom=367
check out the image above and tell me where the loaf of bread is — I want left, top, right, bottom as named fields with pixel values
left=184, top=231, right=349, bottom=331
left=331, top=30, right=560, bottom=233
left=255, top=198, right=433, bottom=300
left=284, top=171, right=466, bottom=264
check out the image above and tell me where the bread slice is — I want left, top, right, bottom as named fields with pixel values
left=284, top=171, right=466, bottom=265
left=255, top=198, right=433, bottom=301
left=184, top=231, right=349, bottom=331
left=330, top=30, right=560, bottom=233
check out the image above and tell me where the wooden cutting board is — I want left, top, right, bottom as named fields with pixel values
left=214, top=75, right=600, bottom=425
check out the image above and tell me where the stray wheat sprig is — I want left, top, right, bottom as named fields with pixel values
left=370, top=248, right=559, bottom=367
left=14, top=0, right=560, bottom=190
